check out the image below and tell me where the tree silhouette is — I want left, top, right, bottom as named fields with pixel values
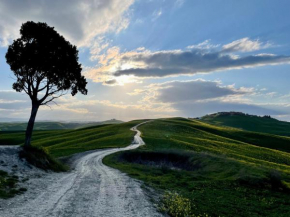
left=6, top=21, right=87, bottom=147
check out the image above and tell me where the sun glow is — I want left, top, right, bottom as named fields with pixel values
left=115, top=75, right=140, bottom=85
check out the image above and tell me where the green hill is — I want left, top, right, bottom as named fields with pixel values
left=1, top=117, right=290, bottom=215
left=0, top=121, right=140, bottom=157
left=105, top=118, right=290, bottom=217
left=199, top=112, right=290, bottom=137
left=0, top=119, right=123, bottom=131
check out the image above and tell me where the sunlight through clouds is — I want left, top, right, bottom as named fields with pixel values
left=1, top=0, right=290, bottom=121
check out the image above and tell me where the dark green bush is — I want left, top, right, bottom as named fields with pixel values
left=19, top=146, right=68, bottom=172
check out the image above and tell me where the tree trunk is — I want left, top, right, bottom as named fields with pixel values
left=24, top=103, right=39, bottom=147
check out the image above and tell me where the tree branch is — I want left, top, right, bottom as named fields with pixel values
left=40, top=92, right=66, bottom=106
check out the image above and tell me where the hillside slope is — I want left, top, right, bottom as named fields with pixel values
left=0, top=121, right=141, bottom=157
left=0, top=119, right=123, bottom=131
left=200, top=112, right=290, bottom=137
left=105, top=118, right=290, bottom=216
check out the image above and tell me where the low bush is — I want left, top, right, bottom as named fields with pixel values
left=159, top=191, right=192, bottom=217
left=19, top=146, right=68, bottom=172
left=0, top=170, right=21, bottom=198
left=159, top=191, right=210, bottom=217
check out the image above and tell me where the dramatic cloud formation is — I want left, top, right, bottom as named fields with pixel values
left=1, top=80, right=289, bottom=121
left=1, top=1, right=289, bottom=122
left=0, top=0, right=134, bottom=47
left=113, top=49, right=289, bottom=78
left=85, top=38, right=290, bottom=83
left=127, top=80, right=290, bottom=119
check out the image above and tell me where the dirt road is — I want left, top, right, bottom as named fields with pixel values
left=0, top=122, right=162, bottom=217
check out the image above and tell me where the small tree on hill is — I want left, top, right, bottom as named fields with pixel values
left=6, top=21, right=87, bottom=147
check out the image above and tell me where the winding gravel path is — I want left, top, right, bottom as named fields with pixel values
left=0, top=122, right=162, bottom=217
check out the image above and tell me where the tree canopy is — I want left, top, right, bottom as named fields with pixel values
left=6, top=21, right=87, bottom=106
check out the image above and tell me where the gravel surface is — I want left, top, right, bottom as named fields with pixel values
left=0, top=122, right=163, bottom=217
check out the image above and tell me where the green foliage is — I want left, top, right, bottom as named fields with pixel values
left=200, top=112, right=290, bottom=137
left=19, top=146, right=68, bottom=172
left=160, top=192, right=193, bottom=217
left=6, top=21, right=87, bottom=98
left=104, top=118, right=290, bottom=217
left=0, top=170, right=26, bottom=199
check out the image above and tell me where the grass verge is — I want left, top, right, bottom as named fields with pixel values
left=0, top=170, right=27, bottom=199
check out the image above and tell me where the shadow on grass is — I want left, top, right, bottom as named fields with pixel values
left=116, top=149, right=289, bottom=191
left=117, top=150, right=202, bottom=171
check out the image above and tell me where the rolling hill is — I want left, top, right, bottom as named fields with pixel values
left=1, top=117, right=290, bottom=216
left=0, top=120, right=141, bottom=157
left=199, top=112, right=290, bottom=137
left=0, top=119, right=123, bottom=131
left=105, top=118, right=290, bottom=217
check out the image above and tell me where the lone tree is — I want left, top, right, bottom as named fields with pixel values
left=6, top=21, right=87, bottom=147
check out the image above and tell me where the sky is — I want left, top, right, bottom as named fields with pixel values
left=0, top=0, right=290, bottom=122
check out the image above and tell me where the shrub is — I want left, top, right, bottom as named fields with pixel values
left=19, top=146, right=68, bottom=172
left=159, top=191, right=192, bottom=217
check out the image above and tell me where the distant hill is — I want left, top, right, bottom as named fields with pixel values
left=199, top=112, right=290, bottom=137
left=0, top=119, right=123, bottom=131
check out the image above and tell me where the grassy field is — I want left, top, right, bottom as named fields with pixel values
left=0, top=119, right=123, bottom=131
left=2, top=117, right=290, bottom=215
left=0, top=120, right=142, bottom=158
left=200, top=112, right=290, bottom=137
left=104, top=118, right=290, bottom=217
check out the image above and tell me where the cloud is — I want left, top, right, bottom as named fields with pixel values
left=0, top=0, right=134, bottom=47
left=187, top=40, right=220, bottom=50
left=222, top=37, right=271, bottom=53
left=38, top=95, right=176, bottom=121
left=147, top=80, right=249, bottom=103
left=0, top=90, right=30, bottom=101
left=125, top=79, right=290, bottom=119
left=152, top=9, right=162, bottom=21
left=174, top=100, right=287, bottom=118
left=127, top=79, right=255, bottom=112
left=1, top=80, right=290, bottom=122
left=85, top=38, right=289, bottom=81
left=113, top=48, right=290, bottom=77
left=0, top=88, right=176, bottom=121
left=104, top=79, right=117, bottom=85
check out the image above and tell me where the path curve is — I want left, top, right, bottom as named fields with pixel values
left=0, top=122, right=162, bottom=217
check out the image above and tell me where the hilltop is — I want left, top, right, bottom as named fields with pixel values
left=199, top=112, right=290, bottom=137
left=0, top=119, right=123, bottom=131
